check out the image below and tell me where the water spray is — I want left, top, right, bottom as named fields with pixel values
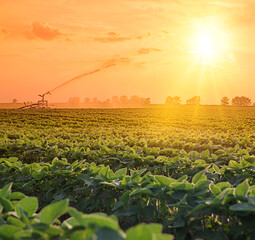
left=19, top=63, right=116, bottom=109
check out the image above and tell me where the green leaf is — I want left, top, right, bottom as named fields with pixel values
left=190, top=203, right=207, bottom=213
left=0, top=197, right=13, bottom=211
left=209, top=184, right=221, bottom=196
left=235, top=179, right=249, bottom=196
left=39, top=199, right=69, bottom=224
left=7, top=216, right=25, bottom=228
left=230, top=203, right=255, bottom=212
left=171, top=182, right=193, bottom=191
left=68, top=208, right=121, bottom=232
left=115, top=168, right=127, bottom=179
left=119, top=191, right=131, bottom=203
left=16, top=197, right=38, bottom=218
left=10, top=192, right=26, bottom=200
left=0, top=224, right=21, bottom=238
left=216, top=182, right=231, bottom=191
left=94, top=227, right=124, bottom=240
left=129, top=188, right=154, bottom=197
left=244, top=156, right=255, bottom=164
left=0, top=183, right=13, bottom=198
left=126, top=224, right=153, bottom=240
left=126, top=224, right=170, bottom=240
left=154, top=175, right=174, bottom=186
left=112, top=201, right=124, bottom=211
left=70, top=230, right=87, bottom=240
left=192, top=170, right=206, bottom=184
left=212, top=164, right=220, bottom=173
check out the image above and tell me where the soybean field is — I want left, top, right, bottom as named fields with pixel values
left=1, top=106, right=255, bottom=239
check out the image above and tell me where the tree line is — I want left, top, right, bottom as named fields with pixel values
left=68, top=95, right=151, bottom=107
left=165, top=96, right=254, bottom=106
left=221, top=96, right=253, bottom=106
left=165, top=96, right=201, bottom=105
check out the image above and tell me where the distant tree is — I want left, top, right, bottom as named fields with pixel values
left=165, top=96, right=181, bottom=105
left=186, top=96, right=200, bottom=105
left=12, top=99, right=17, bottom=104
left=92, top=97, right=99, bottom=105
left=84, top=97, right=91, bottom=104
left=130, top=95, right=142, bottom=105
left=112, top=96, right=119, bottom=105
left=105, top=98, right=111, bottom=104
left=221, top=96, right=229, bottom=106
left=68, top=97, right=80, bottom=105
left=232, top=96, right=252, bottom=106
left=144, top=98, right=151, bottom=105
left=120, top=95, right=129, bottom=105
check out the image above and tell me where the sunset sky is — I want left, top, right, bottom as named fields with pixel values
left=1, top=0, right=255, bottom=104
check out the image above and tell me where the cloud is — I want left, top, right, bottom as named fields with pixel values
left=108, top=32, right=120, bottom=37
left=137, top=48, right=161, bottom=54
left=94, top=36, right=132, bottom=43
left=1, top=28, right=7, bottom=35
left=103, top=56, right=133, bottom=66
left=94, top=31, right=145, bottom=43
left=31, top=22, right=62, bottom=40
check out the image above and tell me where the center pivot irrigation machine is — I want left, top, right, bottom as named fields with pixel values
left=18, top=64, right=116, bottom=109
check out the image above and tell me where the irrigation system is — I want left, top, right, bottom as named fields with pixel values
left=19, top=64, right=116, bottom=109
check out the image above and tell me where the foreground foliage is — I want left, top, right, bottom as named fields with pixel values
left=0, top=183, right=172, bottom=240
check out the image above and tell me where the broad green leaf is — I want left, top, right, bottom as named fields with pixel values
left=68, top=208, right=121, bottom=231
left=115, top=168, right=127, bottom=179
left=209, top=184, right=221, bottom=196
left=119, top=191, right=131, bottom=203
left=39, top=199, right=69, bottom=224
left=10, top=192, right=26, bottom=200
left=94, top=227, right=124, bottom=240
left=229, top=160, right=242, bottom=169
left=230, top=203, right=255, bottom=212
left=16, top=197, right=38, bottom=218
left=244, top=156, right=255, bottom=164
left=0, top=183, right=13, bottom=198
left=126, top=224, right=153, bottom=240
left=191, top=203, right=207, bottom=213
left=0, top=224, right=21, bottom=238
left=216, top=182, right=231, bottom=190
left=112, top=201, right=124, bottom=211
left=0, top=197, right=13, bottom=211
left=192, top=170, right=206, bottom=184
left=177, top=175, right=187, bottom=182
left=154, top=175, right=174, bottom=186
left=7, top=216, right=25, bottom=228
left=212, top=164, right=220, bottom=173
left=235, top=179, right=249, bottom=196
left=129, top=188, right=154, bottom=197
left=171, top=182, right=193, bottom=191
left=70, top=230, right=87, bottom=240
left=107, top=170, right=116, bottom=180
left=126, top=224, right=169, bottom=240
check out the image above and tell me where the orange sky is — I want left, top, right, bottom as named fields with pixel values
left=1, top=0, right=255, bottom=104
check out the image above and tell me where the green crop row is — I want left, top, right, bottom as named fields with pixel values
left=0, top=183, right=172, bottom=240
left=1, top=157, right=255, bottom=239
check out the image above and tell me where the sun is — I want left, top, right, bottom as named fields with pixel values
left=190, top=20, right=230, bottom=64
left=197, top=34, right=213, bottom=58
